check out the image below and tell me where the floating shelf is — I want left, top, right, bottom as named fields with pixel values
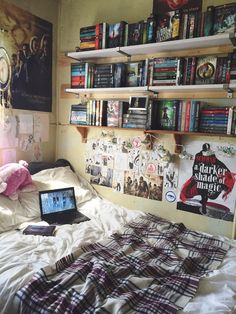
left=65, top=84, right=234, bottom=97
left=66, top=33, right=235, bottom=61
left=65, top=86, right=149, bottom=95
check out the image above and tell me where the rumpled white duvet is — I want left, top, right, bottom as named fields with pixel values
left=0, top=166, right=235, bottom=314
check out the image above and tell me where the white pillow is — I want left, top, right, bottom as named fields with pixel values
left=0, top=194, right=30, bottom=233
left=19, top=166, right=95, bottom=218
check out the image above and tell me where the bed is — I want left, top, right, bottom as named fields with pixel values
left=0, top=164, right=236, bottom=313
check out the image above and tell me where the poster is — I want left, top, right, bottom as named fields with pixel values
left=152, top=0, right=202, bottom=15
left=0, top=0, right=52, bottom=111
left=177, top=139, right=236, bottom=221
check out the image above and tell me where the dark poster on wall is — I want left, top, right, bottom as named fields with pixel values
left=177, top=140, right=236, bottom=221
left=152, top=0, right=202, bottom=15
left=0, top=0, right=52, bottom=112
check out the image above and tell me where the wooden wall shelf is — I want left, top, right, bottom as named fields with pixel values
left=65, top=124, right=236, bottom=149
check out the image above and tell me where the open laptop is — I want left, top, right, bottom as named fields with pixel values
left=39, top=187, right=90, bottom=225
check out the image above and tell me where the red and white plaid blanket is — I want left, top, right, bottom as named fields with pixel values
left=16, top=214, right=229, bottom=313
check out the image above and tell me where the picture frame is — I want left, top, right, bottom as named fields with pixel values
left=129, top=96, right=149, bottom=111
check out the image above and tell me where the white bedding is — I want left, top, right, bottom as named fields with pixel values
left=0, top=167, right=235, bottom=313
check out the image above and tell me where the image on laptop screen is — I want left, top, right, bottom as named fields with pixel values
left=39, top=187, right=76, bottom=215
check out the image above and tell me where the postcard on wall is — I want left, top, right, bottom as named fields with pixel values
left=0, top=115, right=18, bottom=148
left=177, top=139, right=236, bottom=221
left=0, top=1, right=52, bottom=111
left=33, top=113, right=49, bottom=142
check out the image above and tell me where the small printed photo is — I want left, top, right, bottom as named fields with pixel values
left=129, top=96, right=149, bottom=111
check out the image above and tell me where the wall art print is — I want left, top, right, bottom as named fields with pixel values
left=0, top=0, right=52, bottom=111
left=152, top=0, right=202, bottom=15
left=177, top=139, right=236, bottom=221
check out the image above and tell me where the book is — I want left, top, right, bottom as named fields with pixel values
left=203, top=6, right=215, bottom=36
left=23, top=225, right=56, bottom=236
left=156, top=10, right=180, bottom=42
left=213, top=3, right=236, bottom=35
left=108, top=21, right=127, bottom=48
left=146, top=13, right=157, bottom=43
left=195, top=55, right=217, bottom=85
left=107, top=100, right=123, bottom=127
left=156, top=100, right=179, bottom=130
left=125, top=61, right=144, bottom=87
left=128, top=21, right=144, bottom=45
left=114, top=63, right=126, bottom=87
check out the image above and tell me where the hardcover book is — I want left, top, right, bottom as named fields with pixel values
left=128, top=21, right=144, bottom=45
left=213, top=3, right=236, bottom=35
left=125, top=61, right=144, bottom=87
left=108, top=21, right=127, bottom=48
left=107, top=100, right=123, bottom=127
left=195, top=55, right=217, bottom=85
left=156, top=100, right=179, bottom=130
left=23, top=225, right=56, bottom=236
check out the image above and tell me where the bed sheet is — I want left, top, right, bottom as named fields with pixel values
left=0, top=165, right=235, bottom=313
left=0, top=196, right=143, bottom=314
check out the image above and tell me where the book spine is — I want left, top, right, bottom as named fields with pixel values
left=227, top=106, right=234, bottom=134
left=184, top=100, right=191, bottom=131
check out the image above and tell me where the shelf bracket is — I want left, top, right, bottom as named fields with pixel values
left=117, top=49, right=131, bottom=58
left=76, top=126, right=88, bottom=143
left=173, top=134, right=182, bottom=154
left=227, top=87, right=233, bottom=99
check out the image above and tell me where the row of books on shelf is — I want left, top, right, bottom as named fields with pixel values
left=78, top=3, right=236, bottom=51
left=71, top=54, right=232, bottom=89
left=70, top=97, right=236, bottom=135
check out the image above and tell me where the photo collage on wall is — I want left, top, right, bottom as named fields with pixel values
left=86, top=135, right=236, bottom=222
left=85, top=134, right=179, bottom=202
left=177, top=139, right=236, bottom=221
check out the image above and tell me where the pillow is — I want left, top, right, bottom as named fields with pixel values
left=0, top=195, right=31, bottom=233
left=19, top=166, right=96, bottom=218
left=28, top=159, right=74, bottom=175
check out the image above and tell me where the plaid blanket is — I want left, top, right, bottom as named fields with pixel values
left=16, top=214, right=229, bottom=314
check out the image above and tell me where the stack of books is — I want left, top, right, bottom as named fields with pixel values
left=123, top=96, right=148, bottom=129
left=177, top=100, right=201, bottom=132
left=70, top=63, right=86, bottom=88
left=150, top=57, right=183, bottom=86
left=199, top=106, right=233, bottom=134
left=70, top=104, right=87, bottom=125
left=70, top=62, right=94, bottom=89
left=79, top=23, right=108, bottom=51
left=146, top=99, right=201, bottom=132
left=182, top=57, right=197, bottom=85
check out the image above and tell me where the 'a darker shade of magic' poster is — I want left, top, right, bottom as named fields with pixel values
left=177, top=140, right=236, bottom=221
left=0, top=0, right=52, bottom=111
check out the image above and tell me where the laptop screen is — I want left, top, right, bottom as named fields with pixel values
left=39, top=187, right=77, bottom=217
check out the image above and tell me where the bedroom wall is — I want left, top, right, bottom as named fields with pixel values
left=0, top=0, right=59, bottom=164
left=56, top=0, right=236, bottom=238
